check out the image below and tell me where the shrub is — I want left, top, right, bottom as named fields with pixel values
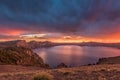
left=98, top=76, right=107, bottom=80
left=63, top=71, right=71, bottom=76
left=32, top=72, right=53, bottom=80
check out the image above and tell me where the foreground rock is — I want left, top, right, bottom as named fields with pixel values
left=0, top=47, right=48, bottom=67
left=57, top=63, right=68, bottom=68
left=97, top=56, right=120, bottom=64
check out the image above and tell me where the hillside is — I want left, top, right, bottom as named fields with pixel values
left=0, top=55, right=119, bottom=80
left=0, top=64, right=119, bottom=80
left=0, top=47, right=48, bottom=67
left=97, top=56, right=120, bottom=64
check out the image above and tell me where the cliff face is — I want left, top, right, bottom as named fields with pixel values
left=97, top=56, right=120, bottom=64
left=0, top=47, right=48, bottom=67
left=16, top=40, right=29, bottom=48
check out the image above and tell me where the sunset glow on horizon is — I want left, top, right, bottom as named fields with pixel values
left=1, top=31, right=120, bottom=43
left=0, top=0, right=120, bottom=43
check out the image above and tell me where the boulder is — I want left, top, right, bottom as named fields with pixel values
left=57, top=63, right=68, bottom=68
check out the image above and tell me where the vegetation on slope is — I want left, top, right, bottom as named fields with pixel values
left=32, top=72, right=53, bottom=80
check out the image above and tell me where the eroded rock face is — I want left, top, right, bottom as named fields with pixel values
left=0, top=47, right=48, bottom=67
left=97, top=56, right=120, bottom=64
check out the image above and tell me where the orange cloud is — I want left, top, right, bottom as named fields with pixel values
left=0, top=28, right=25, bottom=36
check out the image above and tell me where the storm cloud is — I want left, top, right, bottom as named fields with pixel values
left=0, top=0, right=120, bottom=39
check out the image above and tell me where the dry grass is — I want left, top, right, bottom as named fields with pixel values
left=0, top=64, right=120, bottom=80
left=32, top=72, right=53, bottom=80
left=98, top=76, right=107, bottom=80
left=56, top=68, right=74, bottom=76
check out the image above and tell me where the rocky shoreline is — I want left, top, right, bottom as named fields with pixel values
left=97, top=56, right=120, bottom=64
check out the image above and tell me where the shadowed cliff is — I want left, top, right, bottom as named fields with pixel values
left=0, top=47, right=49, bottom=67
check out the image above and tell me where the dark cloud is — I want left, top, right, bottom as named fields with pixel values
left=0, top=0, right=120, bottom=38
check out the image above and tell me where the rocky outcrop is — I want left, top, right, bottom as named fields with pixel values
left=97, top=56, right=120, bottom=64
left=0, top=47, right=49, bottom=67
left=16, top=40, right=29, bottom=47
left=57, top=63, right=68, bottom=68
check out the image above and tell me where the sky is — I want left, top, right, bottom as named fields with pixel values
left=0, top=0, right=120, bottom=43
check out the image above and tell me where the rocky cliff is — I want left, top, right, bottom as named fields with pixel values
left=0, top=47, right=48, bottom=67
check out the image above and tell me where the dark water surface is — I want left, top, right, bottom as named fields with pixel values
left=33, top=45, right=120, bottom=67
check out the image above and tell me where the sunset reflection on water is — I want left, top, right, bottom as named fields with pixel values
left=34, top=46, right=120, bottom=67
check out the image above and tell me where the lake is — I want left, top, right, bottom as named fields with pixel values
left=33, top=45, right=120, bottom=67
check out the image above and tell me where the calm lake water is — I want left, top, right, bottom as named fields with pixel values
left=33, top=45, right=120, bottom=67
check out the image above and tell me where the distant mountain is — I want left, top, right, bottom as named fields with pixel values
left=1, top=40, right=120, bottom=49
left=0, top=47, right=49, bottom=67
left=79, top=42, right=120, bottom=49
left=0, top=40, right=29, bottom=48
left=28, top=41, right=55, bottom=49
left=0, top=40, right=55, bottom=49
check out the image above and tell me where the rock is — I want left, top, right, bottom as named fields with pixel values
left=0, top=47, right=49, bottom=68
left=57, top=63, right=68, bottom=68
left=97, top=56, right=120, bottom=64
